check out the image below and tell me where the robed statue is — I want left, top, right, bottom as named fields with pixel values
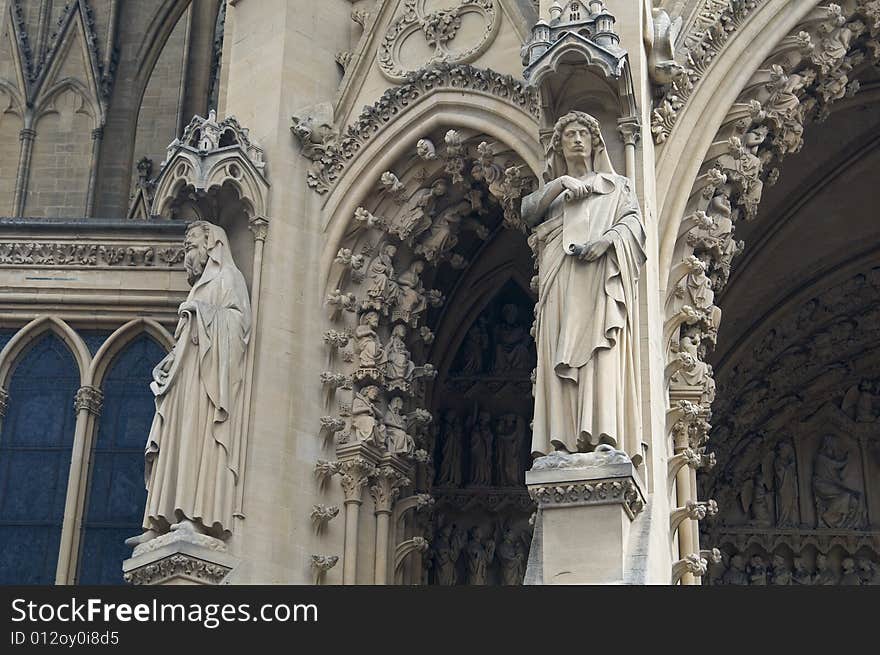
left=522, top=112, right=646, bottom=459
left=127, top=221, right=252, bottom=546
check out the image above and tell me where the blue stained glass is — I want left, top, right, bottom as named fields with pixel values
left=0, top=333, right=79, bottom=585
left=77, top=331, right=112, bottom=357
left=77, top=334, right=166, bottom=585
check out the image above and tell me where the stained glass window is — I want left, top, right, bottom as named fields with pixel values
left=0, top=333, right=79, bottom=584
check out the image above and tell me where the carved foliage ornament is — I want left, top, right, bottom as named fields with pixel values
left=378, top=1, right=500, bottom=82
left=294, top=64, right=539, bottom=194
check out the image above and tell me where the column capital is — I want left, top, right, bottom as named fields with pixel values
left=248, top=215, right=269, bottom=242
left=338, top=456, right=378, bottom=504
left=617, top=117, right=641, bottom=147
left=19, top=128, right=36, bottom=140
left=74, top=386, right=103, bottom=416
left=369, top=466, right=411, bottom=515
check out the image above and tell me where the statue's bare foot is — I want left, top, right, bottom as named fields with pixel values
left=125, top=529, right=158, bottom=547
left=170, top=518, right=205, bottom=535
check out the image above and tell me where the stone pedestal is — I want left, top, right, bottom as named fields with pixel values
left=122, top=531, right=239, bottom=585
left=524, top=455, right=645, bottom=585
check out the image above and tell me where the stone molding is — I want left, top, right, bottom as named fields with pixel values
left=123, top=554, right=232, bottom=586
left=0, top=241, right=185, bottom=269
left=292, top=63, right=540, bottom=195
left=526, top=463, right=646, bottom=521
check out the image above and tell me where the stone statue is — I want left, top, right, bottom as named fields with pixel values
left=721, top=554, right=749, bottom=585
left=383, top=324, right=415, bottom=392
left=389, top=179, right=447, bottom=241
left=495, top=414, right=524, bottom=486
left=497, top=527, right=525, bottom=585
left=813, top=553, right=839, bottom=585
left=812, top=435, right=866, bottom=529
left=491, top=304, right=533, bottom=374
left=436, top=409, right=463, bottom=487
left=521, top=111, right=646, bottom=459
left=384, top=396, right=415, bottom=455
left=355, top=311, right=384, bottom=381
left=432, top=523, right=465, bottom=585
left=464, top=526, right=495, bottom=585
left=774, top=440, right=799, bottom=528
left=840, top=557, right=862, bottom=585
left=394, top=260, right=427, bottom=326
left=468, top=410, right=494, bottom=486
left=414, top=199, right=472, bottom=261
left=127, top=221, right=252, bottom=547
left=363, top=244, right=399, bottom=314
left=842, top=380, right=878, bottom=422
left=792, top=556, right=813, bottom=585
left=857, top=557, right=878, bottom=585
left=770, top=554, right=792, bottom=585
left=747, top=554, right=768, bottom=585
left=351, top=385, right=385, bottom=446
left=458, top=317, right=489, bottom=375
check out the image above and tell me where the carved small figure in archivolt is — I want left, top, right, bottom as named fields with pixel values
left=127, top=221, right=251, bottom=548
left=521, top=111, right=646, bottom=461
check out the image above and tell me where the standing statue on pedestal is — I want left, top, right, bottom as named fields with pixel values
left=127, top=221, right=252, bottom=547
left=522, top=111, right=647, bottom=460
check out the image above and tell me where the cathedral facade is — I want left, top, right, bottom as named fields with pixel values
left=0, top=0, right=878, bottom=586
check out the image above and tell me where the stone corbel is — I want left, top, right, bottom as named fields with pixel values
left=311, top=555, right=339, bottom=585
left=666, top=447, right=703, bottom=494
left=394, top=537, right=429, bottom=579
left=671, top=553, right=707, bottom=585
left=670, top=499, right=718, bottom=541
left=311, top=504, right=340, bottom=534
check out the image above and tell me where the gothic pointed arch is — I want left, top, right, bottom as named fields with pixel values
left=0, top=316, right=91, bottom=389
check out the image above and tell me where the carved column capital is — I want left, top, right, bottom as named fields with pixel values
left=0, top=387, right=8, bottom=418
left=91, top=127, right=104, bottom=141
left=19, top=128, right=36, bottom=141
left=338, top=457, right=378, bottom=504
left=617, top=117, right=641, bottom=147
left=74, top=386, right=103, bottom=416
left=369, top=466, right=411, bottom=515
left=248, top=216, right=269, bottom=242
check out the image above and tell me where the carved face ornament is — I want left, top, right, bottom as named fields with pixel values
left=183, top=226, right=210, bottom=285
left=561, top=122, right=593, bottom=166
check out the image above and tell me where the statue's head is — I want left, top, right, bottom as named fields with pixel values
left=545, top=111, right=611, bottom=181
left=363, top=385, right=381, bottom=400
left=431, top=179, right=448, bottom=197
left=184, top=221, right=212, bottom=286
left=842, top=557, right=855, bottom=572
left=392, top=324, right=407, bottom=339
left=383, top=243, right=397, bottom=257
left=389, top=396, right=404, bottom=412
left=361, top=311, right=380, bottom=327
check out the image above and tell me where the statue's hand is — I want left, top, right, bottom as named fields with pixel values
left=560, top=175, right=592, bottom=201
left=579, top=238, right=613, bottom=262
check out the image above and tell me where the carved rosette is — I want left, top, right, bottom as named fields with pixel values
left=74, top=386, right=103, bottom=416
left=124, top=554, right=231, bottom=586
left=528, top=478, right=645, bottom=520
left=377, top=1, right=500, bottom=82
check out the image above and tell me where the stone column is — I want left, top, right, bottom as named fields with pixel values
left=13, top=128, right=36, bottom=217
left=618, top=118, right=641, bottom=181
left=336, top=443, right=381, bottom=584
left=56, top=386, right=103, bottom=584
left=369, top=459, right=411, bottom=585
left=524, top=454, right=645, bottom=585
left=85, top=128, right=104, bottom=217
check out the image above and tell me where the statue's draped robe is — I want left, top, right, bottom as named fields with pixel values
left=143, top=231, right=251, bottom=536
left=523, top=172, right=646, bottom=456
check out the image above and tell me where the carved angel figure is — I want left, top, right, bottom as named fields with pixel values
left=812, top=435, right=867, bottom=529
left=383, top=324, right=415, bottom=392
left=384, top=396, right=415, bottom=455
left=351, top=385, right=385, bottom=446
left=363, top=244, right=399, bottom=314
left=388, top=179, right=447, bottom=241
left=394, top=260, right=428, bottom=326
